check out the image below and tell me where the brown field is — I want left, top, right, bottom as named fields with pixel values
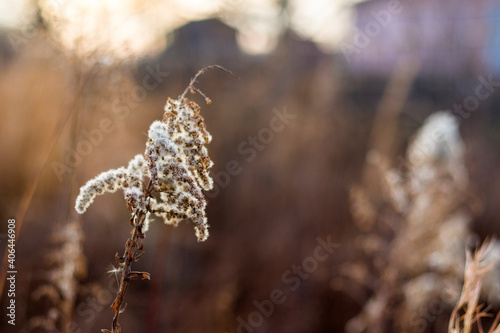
left=1, top=8, right=500, bottom=333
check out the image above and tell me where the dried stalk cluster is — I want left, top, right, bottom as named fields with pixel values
left=346, top=111, right=497, bottom=332
left=449, top=240, right=500, bottom=333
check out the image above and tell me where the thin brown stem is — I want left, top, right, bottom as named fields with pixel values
left=179, top=65, right=236, bottom=103
left=103, top=206, right=151, bottom=333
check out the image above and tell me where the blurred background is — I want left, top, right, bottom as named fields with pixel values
left=1, top=0, right=500, bottom=332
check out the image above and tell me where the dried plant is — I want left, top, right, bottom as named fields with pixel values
left=29, top=219, right=87, bottom=332
left=346, top=111, right=480, bottom=333
left=75, top=66, right=229, bottom=333
left=449, top=240, right=500, bottom=333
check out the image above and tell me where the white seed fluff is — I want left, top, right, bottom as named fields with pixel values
left=75, top=96, right=214, bottom=241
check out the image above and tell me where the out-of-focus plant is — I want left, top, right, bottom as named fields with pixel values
left=346, top=111, right=481, bottom=333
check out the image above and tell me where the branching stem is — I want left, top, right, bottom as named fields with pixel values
left=103, top=183, right=153, bottom=333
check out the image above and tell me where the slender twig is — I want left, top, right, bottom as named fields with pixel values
left=179, top=65, right=236, bottom=103
left=101, top=183, right=153, bottom=333
left=103, top=207, right=151, bottom=333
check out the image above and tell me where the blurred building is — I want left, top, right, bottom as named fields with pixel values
left=345, top=0, right=500, bottom=77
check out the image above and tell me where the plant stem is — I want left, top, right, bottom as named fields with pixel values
left=104, top=210, right=150, bottom=333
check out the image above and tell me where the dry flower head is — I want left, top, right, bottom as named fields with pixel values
left=74, top=67, right=226, bottom=241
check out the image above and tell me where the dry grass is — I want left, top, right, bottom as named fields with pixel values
left=449, top=240, right=500, bottom=333
left=346, top=111, right=478, bottom=333
left=2, top=16, right=500, bottom=333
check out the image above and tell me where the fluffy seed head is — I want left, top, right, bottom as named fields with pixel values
left=76, top=96, right=214, bottom=241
